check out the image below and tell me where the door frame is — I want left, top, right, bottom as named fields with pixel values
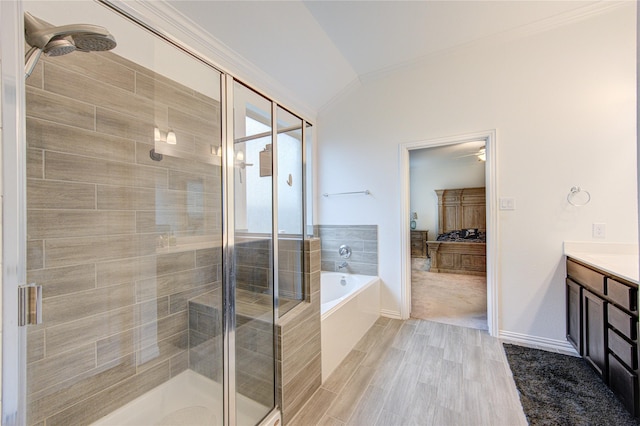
left=398, top=130, right=498, bottom=336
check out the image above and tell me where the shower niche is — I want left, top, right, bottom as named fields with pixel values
left=5, top=1, right=313, bottom=425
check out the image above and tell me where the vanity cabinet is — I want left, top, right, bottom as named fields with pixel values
left=566, top=258, right=639, bottom=417
left=566, top=278, right=582, bottom=353
left=583, top=288, right=606, bottom=376
left=410, top=230, right=428, bottom=258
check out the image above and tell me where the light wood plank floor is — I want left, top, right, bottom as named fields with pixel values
left=289, top=318, right=527, bottom=426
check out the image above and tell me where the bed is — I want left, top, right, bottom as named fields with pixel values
left=427, top=187, right=486, bottom=276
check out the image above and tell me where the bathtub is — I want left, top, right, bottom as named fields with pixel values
left=321, top=272, right=380, bottom=382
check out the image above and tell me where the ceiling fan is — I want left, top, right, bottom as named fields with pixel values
left=456, top=146, right=486, bottom=162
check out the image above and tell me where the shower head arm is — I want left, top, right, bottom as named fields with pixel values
left=24, top=46, right=43, bottom=78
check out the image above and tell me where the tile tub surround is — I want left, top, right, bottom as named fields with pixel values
left=317, top=225, right=378, bottom=275
left=25, top=51, right=222, bottom=425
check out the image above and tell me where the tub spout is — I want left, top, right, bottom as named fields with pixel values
left=337, top=261, right=348, bottom=271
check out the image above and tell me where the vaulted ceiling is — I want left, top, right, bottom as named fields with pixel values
left=167, top=0, right=611, bottom=115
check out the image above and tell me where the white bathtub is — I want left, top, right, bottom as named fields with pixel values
left=321, top=272, right=380, bottom=382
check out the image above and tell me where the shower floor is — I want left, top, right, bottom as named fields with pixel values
left=91, top=369, right=269, bottom=426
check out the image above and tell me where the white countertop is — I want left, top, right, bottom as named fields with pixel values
left=563, top=241, right=639, bottom=285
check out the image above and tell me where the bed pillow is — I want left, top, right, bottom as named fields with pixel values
left=437, top=230, right=459, bottom=241
left=460, top=228, right=478, bottom=239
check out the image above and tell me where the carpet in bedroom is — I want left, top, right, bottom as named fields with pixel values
left=410, top=258, right=487, bottom=330
left=503, top=343, right=638, bottom=426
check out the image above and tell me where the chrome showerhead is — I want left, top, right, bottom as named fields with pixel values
left=42, top=37, right=76, bottom=56
left=73, top=32, right=117, bottom=52
left=24, top=12, right=117, bottom=78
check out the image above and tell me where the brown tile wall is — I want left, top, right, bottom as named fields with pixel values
left=186, top=238, right=319, bottom=416
left=187, top=290, right=223, bottom=383
left=187, top=289, right=277, bottom=408
left=235, top=236, right=305, bottom=303
left=277, top=237, right=322, bottom=424
left=187, top=285, right=282, bottom=400
left=25, top=51, right=222, bottom=425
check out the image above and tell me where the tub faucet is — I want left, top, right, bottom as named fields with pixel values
left=338, top=261, right=348, bottom=271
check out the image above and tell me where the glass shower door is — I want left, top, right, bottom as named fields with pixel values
left=230, top=81, right=276, bottom=425
left=228, top=85, right=308, bottom=424
left=20, top=1, right=225, bottom=424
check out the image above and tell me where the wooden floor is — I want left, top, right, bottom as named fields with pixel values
left=289, top=318, right=527, bottom=426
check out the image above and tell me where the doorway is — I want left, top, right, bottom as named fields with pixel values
left=409, top=142, right=487, bottom=330
left=399, top=130, right=498, bottom=336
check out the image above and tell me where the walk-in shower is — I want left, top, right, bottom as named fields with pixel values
left=4, top=1, right=312, bottom=425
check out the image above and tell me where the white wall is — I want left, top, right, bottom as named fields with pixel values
left=317, top=4, right=637, bottom=342
left=410, top=145, right=485, bottom=236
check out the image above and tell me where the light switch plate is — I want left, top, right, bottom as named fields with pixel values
left=499, top=197, right=515, bottom=210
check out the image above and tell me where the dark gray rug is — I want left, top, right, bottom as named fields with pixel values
left=503, top=344, right=639, bottom=426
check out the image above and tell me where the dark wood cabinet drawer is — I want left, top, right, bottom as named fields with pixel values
left=608, top=304, right=638, bottom=340
left=584, top=289, right=606, bottom=377
left=567, top=259, right=605, bottom=294
left=607, top=278, right=637, bottom=312
left=609, top=328, right=638, bottom=369
left=608, top=354, right=639, bottom=416
left=567, top=278, right=582, bottom=354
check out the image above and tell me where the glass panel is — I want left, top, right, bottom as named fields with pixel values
left=232, top=82, right=275, bottom=423
left=305, top=123, right=314, bottom=237
left=276, top=107, right=304, bottom=315
left=23, top=1, right=223, bottom=424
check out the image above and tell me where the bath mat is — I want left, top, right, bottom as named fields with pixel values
left=503, top=343, right=638, bottom=425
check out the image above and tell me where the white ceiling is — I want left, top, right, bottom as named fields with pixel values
left=167, top=0, right=606, bottom=114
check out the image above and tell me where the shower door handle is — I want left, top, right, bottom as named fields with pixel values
left=18, top=283, right=43, bottom=326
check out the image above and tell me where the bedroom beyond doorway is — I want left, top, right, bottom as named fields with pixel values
left=408, top=141, right=488, bottom=330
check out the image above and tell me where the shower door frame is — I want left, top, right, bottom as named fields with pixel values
left=1, top=0, right=29, bottom=424
left=1, top=1, right=312, bottom=424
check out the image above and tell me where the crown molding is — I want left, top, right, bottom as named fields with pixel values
left=317, top=76, right=362, bottom=116
left=107, top=0, right=317, bottom=122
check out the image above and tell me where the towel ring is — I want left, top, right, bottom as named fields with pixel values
left=567, top=186, right=591, bottom=207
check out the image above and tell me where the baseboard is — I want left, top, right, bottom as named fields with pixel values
left=500, top=330, right=580, bottom=357
left=380, top=308, right=402, bottom=319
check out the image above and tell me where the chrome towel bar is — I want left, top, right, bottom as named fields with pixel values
left=323, top=190, right=371, bottom=197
